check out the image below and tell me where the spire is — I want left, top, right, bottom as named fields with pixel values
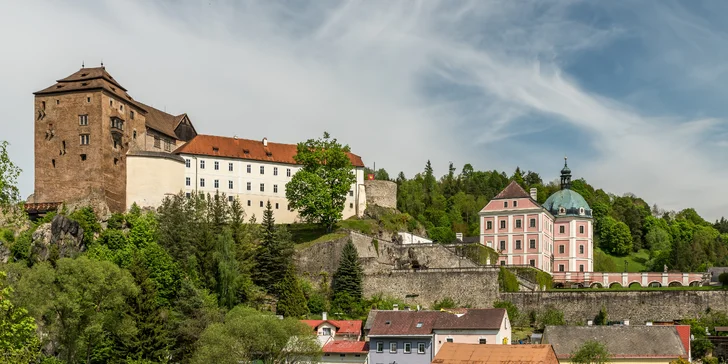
left=560, top=156, right=572, bottom=190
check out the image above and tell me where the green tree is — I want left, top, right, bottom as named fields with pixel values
left=599, top=216, right=633, bottom=256
left=0, top=271, right=40, bottom=363
left=191, top=306, right=320, bottom=364
left=570, top=340, right=611, bottom=364
left=275, top=265, right=309, bottom=318
left=285, top=132, right=356, bottom=231
left=254, top=201, right=294, bottom=293
left=594, top=305, right=608, bottom=325
left=498, top=268, right=519, bottom=292
left=493, top=300, right=520, bottom=326
left=536, top=306, right=565, bottom=331
left=432, top=297, right=457, bottom=310
left=0, top=141, right=21, bottom=207
left=719, top=273, right=728, bottom=286
left=332, top=239, right=363, bottom=301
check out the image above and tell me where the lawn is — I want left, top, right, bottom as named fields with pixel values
left=597, top=247, right=649, bottom=272
left=287, top=218, right=378, bottom=246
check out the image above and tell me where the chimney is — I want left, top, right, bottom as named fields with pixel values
left=456, top=232, right=463, bottom=241
left=530, top=188, right=537, bottom=200
left=322, top=312, right=328, bottom=320
left=263, top=137, right=268, bottom=147
left=393, top=304, right=399, bottom=311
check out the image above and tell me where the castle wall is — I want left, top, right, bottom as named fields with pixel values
left=126, top=153, right=185, bottom=210
left=363, top=180, right=396, bottom=209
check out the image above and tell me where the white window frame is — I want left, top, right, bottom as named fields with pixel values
left=286, top=168, right=291, bottom=177
left=229, top=180, right=233, bottom=189
left=214, top=180, right=219, bottom=189
left=200, top=178, right=205, bottom=187
left=376, top=342, right=384, bottom=353
left=404, top=343, right=411, bottom=354
left=260, top=165, right=265, bottom=174
left=185, top=177, right=190, bottom=186
left=417, top=343, right=425, bottom=354
left=247, top=164, right=251, bottom=173
left=247, top=182, right=251, bottom=191
left=389, top=342, right=397, bottom=353
left=79, top=114, right=88, bottom=126
left=185, top=159, right=190, bottom=168
left=260, top=183, right=264, bottom=192
left=80, top=134, right=90, bottom=145
left=229, top=162, right=233, bottom=171
left=274, top=167, right=278, bottom=176
left=200, top=160, right=205, bottom=169
left=214, top=161, right=219, bottom=170
left=273, top=184, right=278, bottom=193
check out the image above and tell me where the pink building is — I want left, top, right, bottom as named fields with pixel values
left=479, top=159, right=593, bottom=274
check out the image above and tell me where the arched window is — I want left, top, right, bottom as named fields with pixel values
left=558, top=207, right=565, bottom=215
left=579, top=207, right=585, bottom=215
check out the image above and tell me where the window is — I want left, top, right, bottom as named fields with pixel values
left=500, top=260, right=506, bottom=266
left=340, top=354, right=345, bottom=357
left=322, top=328, right=332, bottom=336
left=87, top=97, right=91, bottom=103
left=500, top=241, right=506, bottom=251
left=349, top=190, right=354, bottom=197
left=120, top=104, right=123, bottom=112
left=580, top=245, right=584, bottom=254
left=200, top=160, right=205, bottom=169
left=530, top=218, right=536, bottom=228
left=260, top=183, right=265, bottom=192
left=246, top=164, right=251, bottom=173
left=200, top=178, right=205, bottom=187
left=247, top=200, right=251, bottom=206
left=214, top=161, right=219, bottom=170
left=500, top=220, right=506, bottom=229
left=559, top=264, right=565, bottom=272
left=404, top=343, right=412, bottom=354
left=559, top=225, right=565, bottom=234
left=130, top=110, right=134, bottom=119
left=260, top=166, right=264, bottom=174
left=486, top=221, right=492, bottom=230
left=186, top=192, right=191, bottom=198
left=229, top=163, right=233, bottom=171
left=416, top=322, right=423, bottom=328
left=286, top=168, right=291, bottom=177
left=580, top=226, right=585, bottom=234
left=185, top=159, right=191, bottom=168
left=56, top=99, right=60, bottom=105
left=504, top=201, right=508, bottom=208
left=80, top=134, right=90, bottom=145
left=515, top=240, right=521, bottom=250
left=79, top=115, right=88, bottom=126
left=185, top=177, right=191, bottom=186
left=446, top=338, right=453, bottom=343
left=214, top=180, right=219, bottom=189
left=349, top=203, right=353, bottom=208
left=417, top=343, right=425, bottom=354
left=513, top=201, right=518, bottom=207
left=164, top=139, right=171, bottom=152
left=479, top=338, right=487, bottom=344
left=275, top=203, right=279, bottom=209
left=80, top=154, right=87, bottom=161
left=390, top=343, right=397, bottom=353
left=271, top=184, right=277, bottom=194
left=274, top=167, right=278, bottom=176
left=228, top=180, right=233, bottom=189
left=260, top=201, right=263, bottom=207
left=133, top=130, right=137, bottom=140
left=580, top=264, right=584, bottom=272
left=559, top=245, right=564, bottom=254
left=247, top=182, right=251, bottom=191
left=376, top=342, right=384, bottom=353
left=228, top=195, right=233, bottom=202
left=42, top=101, right=46, bottom=109
left=530, top=239, right=536, bottom=249
left=530, top=259, right=535, bottom=267
left=515, top=219, right=521, bottom=228
left=154, top=136, right=161, bottom=148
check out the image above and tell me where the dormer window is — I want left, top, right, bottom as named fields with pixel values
left=416, top=322, right=423, bottom=328
left=579, top=207, right=585, bottom=215
left=558, top=207, right=565, bottom=215
left=266, top=151, right=272, bottom=157
left=513, top=201, right=518, bottom=207
left=213, top=147, right=219, bottom=153
left=243, top=149, right=250, bottom=154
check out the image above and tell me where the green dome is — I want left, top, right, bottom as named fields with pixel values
left=543, top=189, right=592, bottom=218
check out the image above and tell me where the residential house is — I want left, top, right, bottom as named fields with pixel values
left=321, top=341, right=369, bottom=364
left=302, top=314, right=362, bottom=346
left=543, top=325, right=691, bottom=364
left=432, top=308, right=511, bottom=352
left=432, top=343, right=559, bottom=364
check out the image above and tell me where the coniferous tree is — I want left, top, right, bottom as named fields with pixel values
left=275, top=264, right=309, bottom=318
left=332, top=239, right=363, bottom=300
left=254, top=201, right=294, bottom=293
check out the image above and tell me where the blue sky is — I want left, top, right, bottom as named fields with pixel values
left=1, top=1, right=727, bottom=219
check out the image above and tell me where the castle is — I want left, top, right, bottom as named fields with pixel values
left=31, top=66, right=367, bottom=222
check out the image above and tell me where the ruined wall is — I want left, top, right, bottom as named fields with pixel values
left=364, top=180, right=397, bottom=209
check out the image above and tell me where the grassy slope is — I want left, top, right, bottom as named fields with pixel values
left=597, top=247, right=649, bottom=272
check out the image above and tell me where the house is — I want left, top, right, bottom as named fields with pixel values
left=321, top=341, right=369, bottom=364
left=432, top=343, right=559, bottom=364
left=302, top=314, right=363, bottom=346
left=432, top=308, right=511, bottom=352
left=367, top=309, right=512, bottom=364
left=543, top=325, right=691, bottom=364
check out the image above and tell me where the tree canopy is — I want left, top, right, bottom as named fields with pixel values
left=570, top=340, right=611, bottom=364
left=0, top=141, right=21, bottom=208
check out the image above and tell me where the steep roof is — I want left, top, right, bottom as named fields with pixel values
left=135, top=101, right=190, bottom=140
left=543, top=325, right=687, bottom=359
left=323, top=341, right=368, bottom=354
left=368, top=311, right=441, bottom=336
left=433, top=309, right=506, bottom=330
left=542, top=189, right=592, bottom=218
left=301, top=320, right=362, bottom=335
left=493, top=181, right=531, bottom=200
left=432, top=343, right=559, bottom=364
left=174, top=134, right=365, bottom=167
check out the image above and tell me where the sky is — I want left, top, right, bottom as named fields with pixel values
left=1, top=1, right=728, bottom=220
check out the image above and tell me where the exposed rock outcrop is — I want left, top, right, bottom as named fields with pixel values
left=31, top=215, right=86, bottom=262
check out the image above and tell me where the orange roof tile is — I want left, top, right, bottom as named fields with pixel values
left=174, top=134, right=365, bottom=167
left=432, top=343, right=559, bottom=364
left=323, top=341, right=368, bottom=353
left=301, top=320, right=363, bottom=335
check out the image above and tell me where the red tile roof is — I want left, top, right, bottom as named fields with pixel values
left=433, top=343, right=559, bottom=364
left=301, top=320, right=363, bottom=335
left=323, top=341, right=369, bottom=354
left=174, top=134, right=365, bottom=167
left=675, top=325, right=691, bottom=359
left=368, top=311, right=442, bottom=336
left=493, top=181, right=531, bottom=199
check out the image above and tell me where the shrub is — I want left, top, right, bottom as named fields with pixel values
left=493, top=300, right=520, bottom=324
left=69, top=207, right=101, bottom=243
left=498, top=267, right=519, bottom=292
left=536, top=305, right=565, bottom=331
left=428, top=227, right=455, bottom=243
left=432, top=297, right=457, bottom=310
left=719, top=272, right=728, bottom=286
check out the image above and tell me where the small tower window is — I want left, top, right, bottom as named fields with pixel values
left=579, top=207, right=585, bottom=215
left=559, top=207, right=565, bottom=215
left=87, top=97, right=91, bottom=103
left=42, top=101, right=46, bottom=110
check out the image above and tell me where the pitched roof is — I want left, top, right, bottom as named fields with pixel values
left=323, top=341, right=369, bottom=354
left=432, top=343, right=559, bottom=364
left=368, top=311, right=441, bottom=336
left=493, top=181, right=531, bottom=200
left=300, top=320, right=363, bottom=335
left=675, top=325, right=691, bottom=359
left=174, top=134, right=365, bottom=167
left=543, top=325, right=687, bottom=359
left=135, top=101, right=189, bottom=140
left=433, top=309, right=506, bottom=330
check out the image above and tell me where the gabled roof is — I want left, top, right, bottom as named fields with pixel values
left=433, top=309, right=506, bottom=330
left=135, top=101, right=189, bottom=140
left=493, top=181, right=531, bottom=200
left=368, top=311, right=441, bottom=336
left=433, top=343, right=559, bottom=364
left=543, top=325, right=687, bottom=359
left=323, top=341, right=368, bottom=354
left=301, top=320, right=363, bottom=335
left=174, top=134, right=365, bottom=167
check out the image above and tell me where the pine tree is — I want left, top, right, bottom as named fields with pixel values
left=275, top=264, right=309, bottom=318
left=254, top=201, right=293, bottom=292
left=332, top=239, right=363, bottom=300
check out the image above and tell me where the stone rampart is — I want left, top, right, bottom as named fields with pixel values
left=364, top=180, right=397, bottom=209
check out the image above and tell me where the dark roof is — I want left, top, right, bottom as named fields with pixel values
left=368, top=311, right=441, bottom=336
left=433, top=309, right=506, bottom=330
left=493, top=181, right=530, bottom=199
left=364, top=310, right=380, bottom=331
left=174, top=134, right=365, bottom=167
left=433, top=343, right=559, bottom=364
left=135, top=101, right=189, bottom=140
left=543, top=325, right=687, bottom=359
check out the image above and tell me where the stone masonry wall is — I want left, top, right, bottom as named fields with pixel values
left=364, top=180, right=397, bottom=209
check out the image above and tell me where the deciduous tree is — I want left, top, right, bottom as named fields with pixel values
left=570, top=340, right=611, bottom=364
left=0, top=141, right=21, bottom=208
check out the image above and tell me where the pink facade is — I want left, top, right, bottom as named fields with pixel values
left=553, top=271, right=705, bottom=287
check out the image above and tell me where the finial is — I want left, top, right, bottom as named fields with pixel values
left=82, top=61, right=85, bottom=68
left=564, top=155, right=568, bottom=166
left=101, top=59, right=104, bottom=67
